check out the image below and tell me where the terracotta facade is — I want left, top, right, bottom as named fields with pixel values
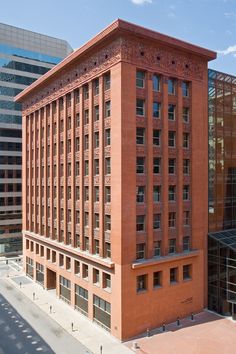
left=16, top=20, right=216, bottom=340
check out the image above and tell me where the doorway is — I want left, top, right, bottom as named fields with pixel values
left=46, top=268, right=56, bottom=290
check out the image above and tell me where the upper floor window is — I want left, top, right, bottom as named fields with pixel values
left=168, top=78, right=175, bottom=95
left=137, top=274, right=147, bottom=292
left=168, top=213, right=176, bottom=228
left=153, top=186, right=161, bottom=202
left=105, top=157, right=111, bottom=175
left=105, top=215, right=111, bottom=231
left=84, top=109, right=89, bottom=125
left=136, top=243, right=146, bottom=260
left=136, top=186, right=145, bottom=203
left=153, top=157, right=161, bottom=174
left=153, top=214, right=161, bottom=230
left=168, top=131, right=176, bottom=147
left=74, top=89, right=80, bottom=104
left=182, top=81, right=189, bottom=97
left=104, top=73, right=110, bottom=91
left=136, top=215, right=145, bottom=232
left=183, top=159, right=190, bottom=175
left=168, top=104, right=175, bottom=120
left=153, top=74, right=160, bottom=92
left=168, top=185, right=176, bottom=201
left=183, top=236, right=190, bottom=252
left=105, top=101, right=111, bottom=118
left=136, top=127, right=145, bottom=145
left=94, top=105, right=99, bottom=121
left=94, top=78, right=99, bottom=95
left=183, top=133, right=190, bottom=148
left=183, top=264, right=192, bottom=280
left=153, top=129, right=161, bottom=146
left=169, top=238, right=176, bottom=254
left=137, top=157, right=145, bottom=174
left=183, top=185, right=190, bottom=200
left=83, top=84, right=89, bottom=100
left=136, top=71, right=145, bottom=88
left=105, top=129, right=111, bottom=146
left=183, top=107, right=189, bottom=123
left=94, top=131, right=99, bottom=148
left=168, top=158, right=176, bottom=174
left=136, top=99, right=145, bottom=116
left=153, top=102, right=161, bottom=118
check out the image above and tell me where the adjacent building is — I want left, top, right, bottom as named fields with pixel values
left=208, top=69, right=236, bottom=318
left=16, top=19, right=216, bottom=340
left=0, top=23, right=72, bottom=255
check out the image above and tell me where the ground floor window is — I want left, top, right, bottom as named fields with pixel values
left=59, top=276, right=71, bottom=304
left=93, top=295, right=111, bottom=330
left=75, top=285, right=88, bottom=316
left=36, top=262, right=44, bottom=286
left=26, top=256, right=34, bottom=278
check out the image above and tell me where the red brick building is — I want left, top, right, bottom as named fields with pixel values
left=16, top=20, right=216, bottom=340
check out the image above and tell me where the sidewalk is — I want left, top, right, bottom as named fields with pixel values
left=6, top=271, right=133, bottom=354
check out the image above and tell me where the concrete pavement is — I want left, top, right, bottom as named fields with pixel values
left=4, top=268, right=133, bottom=354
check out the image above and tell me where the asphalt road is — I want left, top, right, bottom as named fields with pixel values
left=0, top=262, right=92, bottom=354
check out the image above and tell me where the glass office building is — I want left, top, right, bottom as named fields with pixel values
left=0, top=22, right=72, bottom=255
left=208, top=69, right=236, bottom=317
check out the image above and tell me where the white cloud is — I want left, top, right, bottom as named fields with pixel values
left=218, top=44, right=236, bottom=56
left=131, top=0, right=152, bottom=5
left=224, top=12, right=236, bottom=18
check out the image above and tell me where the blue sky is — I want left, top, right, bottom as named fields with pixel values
left=1, top=0, right=236, bottom=75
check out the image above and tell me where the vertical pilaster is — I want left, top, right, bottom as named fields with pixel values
left=71, top=91, right=75, bottom=247
left=99, top=76, right=105, bottom=257
left=177, top=80, right=183, bottom=252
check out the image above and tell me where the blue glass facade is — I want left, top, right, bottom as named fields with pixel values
left=0, top=22, right=72, bottom=255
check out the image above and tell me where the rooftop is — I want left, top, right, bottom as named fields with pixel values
left=15, top=18, right=216, bottom=103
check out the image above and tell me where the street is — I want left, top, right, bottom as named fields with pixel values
left=0, top=260, right=92, bottom=354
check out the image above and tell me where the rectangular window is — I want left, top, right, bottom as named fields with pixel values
left=137, top=157, right=145, bottom=174
left=168, top=185, right=176, bottom=201
left=93, top=269, right=100, bottom=285
left=84, top=186, right=89, bottom=201
left=85, top=160, right=89, bottom=175
left=94, top=159, right=99, bottom=175
left=105, top=101, right=111, bottom=118
left=183, top=159, right=190, bottom=175
left=153, top=129, right=161, bottom=146
left=82, top=264, right=89, bottom=279
left=136, top=215, right=145, bottom=232
left=169, top=238, right=176, bottom=254
left=183, top=133, right=189, bottom=148
left=76, top=113, right=80, bottom=127
left=168, top=79, right=175, bottom=95
left=153, top=102, right=161, bottom=118
left=94, top=213, right=99, bottom=229
left=136, top=127, right=145, bottom=145
left=94, top=78, right=99, bottom=96
left=94, top=186, right=99, bottom=202
left=75, top=89, right=80, bottom=104
left=153, top=186, right=161, bottom=202
left=83, top=84, right=89, bottom=100
left=153, top=271, right=162, bottom=288
left=67, top=163, right=71, bottom=176
left=153, top=157, right=161, bottom=174
left=182, top=81, right=189, bottom=97
left=153, top=214, right=161, bottom=230
left=105, top=186, right=111, bottom=203
left=168, top=158, right=176, bottom=174
left=183, top=236, right=190, bottom=252
left=168, top=213, right=176, bottom=228
left=105, top=215, right=111, bottom=231
left=105, top=242, right=111, bottom=258
left=170, top=267, right=178, bottom=283
left=183, top=107, right=189, bottom=123
left=136, top=71, right=145, bottom=88
left=136, top=186, right=145, bottom=203
left=168, top=131, right=176, bottom=147
left=183, top=264, right=192, bottom=280
left=84, top=135, right=89, bottom=150
left=184, top=211, right=190, bottom=225
left=84, top=237, right=89, bottom=251
left=76, top=137, right=80, bottom=152
left=76, top=161, right=80, bottom=176
left=95, top=240, right=99, bottom=255
left=104, top=73, right=110, bottom=91
left=103, top=273, right=111, bottom=289
left=76, top=210, right=80, bottom=224
left=136, top=243, right=145, bottom=259
left=136, top=99, right=145, bottom=116
left=105, top=129, right=111, bottom=146
left=154, top=240, right=161, bottom=257
left=74, top=260, right=80, bottom=275
left=183, top=185, right=190, bottom=200
left=137, top=274, right=147, bottom=292
left=168, top=104, right=175, bottom=120
left=105, top=157, right=111, bottom=175
left=84, top=212, right=89, bottom=227
left=153, top=74, right=160, bottom=91
left=84, top=110, right=89, bottom=125
left=94, top=105, right=99, bottom=121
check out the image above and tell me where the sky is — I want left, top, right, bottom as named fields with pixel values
left=1, top=0, right=236, bottom=75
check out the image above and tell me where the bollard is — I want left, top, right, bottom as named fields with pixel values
left=33, top=292, right=35, bottom=301
left=146, top=328, right=150, bottom=337
left=100, top=345, right=103, bottom=354
left=19, top=282, right=22, bottom=289
left=49, top=305, right=52, bottom=314
left=6, top=260, right=8, bottom=265
left=191, top=313, right=194, bottom=321
left=132, top=342, right=139, bottom=350
left=177, top=317, right=180, bottom=326
left=162, top=323, right=166, bottom=332
left=71, top=322, right=74, bottom=332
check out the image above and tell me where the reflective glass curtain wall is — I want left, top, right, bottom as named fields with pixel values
left=0, top=23, right=72, bottom=255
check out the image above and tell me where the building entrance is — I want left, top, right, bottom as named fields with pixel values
left=46, top=268, right=56, bottom=289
